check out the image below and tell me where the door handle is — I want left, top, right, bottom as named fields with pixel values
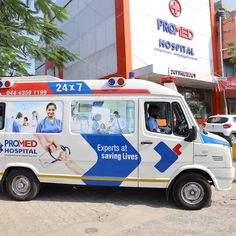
left=141, top=141, right=153, bottom=145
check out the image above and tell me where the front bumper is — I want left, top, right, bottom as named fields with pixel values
left=209, top=167, right=235, bottom=190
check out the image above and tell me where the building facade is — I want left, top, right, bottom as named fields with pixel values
left=215, top=1, right=236, bottom=115
left=36, top=0, right=221, bottom=123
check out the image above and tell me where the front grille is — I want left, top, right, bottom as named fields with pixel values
left=212, top=156, right=223, bottom=161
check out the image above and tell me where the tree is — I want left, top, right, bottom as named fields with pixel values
left=226, top=41, right=236, bottom=67
left=187, top=101, right=202, bottom=118
left=0, top=0, right=78, bottom=76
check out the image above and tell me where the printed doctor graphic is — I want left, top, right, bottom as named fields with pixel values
left=12, top=112, right=23, bottom=133
left=108, top=111, right=126, bottom=134
left=91, top=113, right=102, bottom=134
left=36, top=102, right=62, bottom=133
left=31, top=110, right=39, bottom=128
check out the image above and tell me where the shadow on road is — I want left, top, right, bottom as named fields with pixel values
left=0, top=183, right=178, bottom=209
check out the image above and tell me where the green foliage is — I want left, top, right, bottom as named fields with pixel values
left=187, top=101, right=202, bottom=117
left=227, top=41, right=236, bottom=67
left=0, top=0, right=78, bottom=76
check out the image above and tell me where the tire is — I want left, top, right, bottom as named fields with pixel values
left=172, top=173, right=212, bottom=210
left=229, top=134, right=236, bottom=146
left=6, top=169, right=40, bottom=201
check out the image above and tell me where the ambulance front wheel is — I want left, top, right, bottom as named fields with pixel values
left=6, top=169, right=41, bottom=201
left=172, top=173, right=212, bottom=210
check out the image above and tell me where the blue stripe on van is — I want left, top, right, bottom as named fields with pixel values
left=200, top=133, right=230, bottom=147
left=81, top=134, right=141, bottom=186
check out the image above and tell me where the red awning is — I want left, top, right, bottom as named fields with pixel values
left=218, top=76, right=236, bottom=91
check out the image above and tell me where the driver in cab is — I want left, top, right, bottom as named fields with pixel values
left=146, top=105, right=161, bottom=132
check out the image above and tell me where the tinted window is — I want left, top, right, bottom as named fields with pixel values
left=172, top=102, right=189, bottom=137
left=0, top=103, right=5, bottom=130
left=145, top=102, right=172, bottom=134
left=207, top=117, right=228, bottom=123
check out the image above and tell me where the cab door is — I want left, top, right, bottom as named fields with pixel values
left=138, top=98, right=194, bottom=187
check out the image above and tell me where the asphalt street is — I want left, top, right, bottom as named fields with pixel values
left=0, top=162, right=235, bottom=236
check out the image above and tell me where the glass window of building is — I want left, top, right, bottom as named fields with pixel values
left=179, top=87, right=212, bottom=119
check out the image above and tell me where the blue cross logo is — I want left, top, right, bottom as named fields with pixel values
left=154, top=142, right=182, bottom=172
left=0, top=143, right=4, bottom=153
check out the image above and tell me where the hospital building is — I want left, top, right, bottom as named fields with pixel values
left=35, top=0, right=236, bottom=124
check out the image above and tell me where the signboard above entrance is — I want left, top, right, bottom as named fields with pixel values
left=130, top=0, right=214, bottom=83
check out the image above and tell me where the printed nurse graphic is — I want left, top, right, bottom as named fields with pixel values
left=36, top=103, right=62, bottom=133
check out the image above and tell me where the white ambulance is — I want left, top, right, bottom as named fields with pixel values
left=0, top=76, right=234, bottom=210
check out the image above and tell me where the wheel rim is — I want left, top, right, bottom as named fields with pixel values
left=231, top=135, right=236, bottom=143
left=181, top=182, right=204, bottom=205
left=12, top=175, right=31, bottom=196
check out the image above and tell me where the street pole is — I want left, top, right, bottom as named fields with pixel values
left=219, top=15, right=228, bottom=114
left=219, top=16, right=225, bottom=78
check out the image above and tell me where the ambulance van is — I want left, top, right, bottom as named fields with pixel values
left=0, top=76, right=234, bottom=210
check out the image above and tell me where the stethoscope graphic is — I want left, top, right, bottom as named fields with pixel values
left=39, top=145, right=71, bottom=168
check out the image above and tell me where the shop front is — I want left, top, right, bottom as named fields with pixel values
left=178, top=87, right=213, bottom=123
left=218, top=76, right=236, bottom=114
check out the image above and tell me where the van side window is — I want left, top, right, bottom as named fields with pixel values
left=145, top=102, right=172, bottom=134
left=0, top=103, right=5, bottom=130
left=71, top=100, right=135, bottom=134
left=5, top=101, right=63, bottom=133
left=172, top=102, right=189, bottom=137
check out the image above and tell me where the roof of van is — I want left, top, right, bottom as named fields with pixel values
left=0, top=76, right=181, bottom=97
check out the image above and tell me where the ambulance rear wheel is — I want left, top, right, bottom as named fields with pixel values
left=6, top=169, right=40, bottom=201
left=172, top=173, right=211, bottom=210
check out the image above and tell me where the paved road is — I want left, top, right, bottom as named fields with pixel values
left=0, top=164, right=235, bottom=236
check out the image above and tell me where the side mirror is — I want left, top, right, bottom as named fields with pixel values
left=184, top=126, right=197, bottom=142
